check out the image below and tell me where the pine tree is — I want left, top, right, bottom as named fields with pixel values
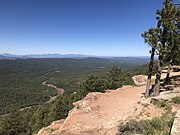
left=105, top=65, right=122, bottom=89
left=142, top=28, right=159, bottom=98
left=153, top=0, right=179, bottom=96
left=164, top=2, right=180, bottom=84
left=81, top=74, right=106, bottom=93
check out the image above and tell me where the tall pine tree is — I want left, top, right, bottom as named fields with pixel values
left=153, top=0, right=180, bottom=96
left=142, top=28, right=159, bottom=98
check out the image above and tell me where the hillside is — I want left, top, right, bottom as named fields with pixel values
left=36, top=71, right=180, bottom=135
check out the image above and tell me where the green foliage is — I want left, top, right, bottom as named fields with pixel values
left=172, top=96, right=180, bottom=104
left=80, top=65, right=130, bottom=91
left=0, top=112, right=32, bottom=135
left=117, top=111, right=175, bottom=135
left=158, top=0, right=180, bottom=65
left=142, top=28, right=160, bottom=48
left=31, top=106, right=50, bottom=133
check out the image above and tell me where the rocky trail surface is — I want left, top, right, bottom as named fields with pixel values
left=37, top=71, right=180, bottom=135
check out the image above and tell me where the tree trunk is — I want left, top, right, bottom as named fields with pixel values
left=165, top=60, right=172, bottom=84
left=145, top=47, right=155, bottom=98
left=153, top=57, right=163, bottom=96
left=153, top=31, right=165, bottom=96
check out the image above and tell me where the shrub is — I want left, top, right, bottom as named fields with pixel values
left=105, top=65, right=123, bottom=89
left=81, top=74, right=106, bottom=93
left=171, top=96, right=180, bottom=104
left=150, top=98, right=171, bottom=110
left=117, top=120, right=146, bottom=135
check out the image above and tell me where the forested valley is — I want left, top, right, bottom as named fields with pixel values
left=0, top=57, right=151, bottom=134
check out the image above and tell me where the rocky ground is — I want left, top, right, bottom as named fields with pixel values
left=37, top=71, right=180, bottom=135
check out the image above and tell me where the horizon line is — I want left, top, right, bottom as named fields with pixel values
left=0, top=53, right=150, bottom=57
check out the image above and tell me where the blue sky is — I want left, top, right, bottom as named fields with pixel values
left=0, top=0, right=175, bottom=56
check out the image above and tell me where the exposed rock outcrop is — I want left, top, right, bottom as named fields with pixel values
left=132, top=71, right=180, bottom=86
left=132, top=75, right=149, bottom=86
left=154, top=87, right=180, bottom=101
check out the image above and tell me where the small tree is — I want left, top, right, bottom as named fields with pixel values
left=81, top=74, right=106, bottom=93
left=105, top=65, right=122, bottom=89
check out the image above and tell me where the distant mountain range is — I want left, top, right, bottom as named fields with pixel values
left=0, top=53, right=150, bottom=59
left=0, top=53, right=90, bottom=59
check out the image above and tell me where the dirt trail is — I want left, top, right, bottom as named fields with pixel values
left=46, top=84, right=64, bottom=96
left=42, top=80, right=65, bottom=96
